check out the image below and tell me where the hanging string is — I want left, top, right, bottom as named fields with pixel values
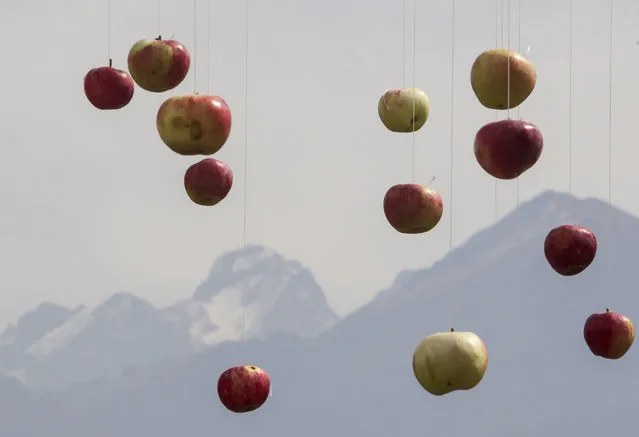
left=506, top=9, right=512, bottom=113
left=448, top=0, right=455, bottom=251
left=516, top=0, right=522, bottom=206
left=608, top=0, right=613, bottom=204
left=568, top=3, right=575, bottom=192
left=494, top=0, right=501, bottom=222
left=157, top=0, right=162, bottom=37
left=411, top=0, right=417, bottom=182
left=193, top=0, right=198, bottom=92
left=242, top=0, right=250, bottom=342
left=107, top=0, right=111, bottom=64
left=207, top=0, right=211, bottom=93
left=402, top=0, right=407, bottom=88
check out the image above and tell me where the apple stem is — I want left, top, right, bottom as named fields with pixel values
left=427, top=175, right=437, bottom=185
left=156, top=35, right=162, bottom=41
left=606, top=308, right=611, bottom=312
left=450, top=328, right=455, bottom=332
left=108, top=58, right=112, bottom=68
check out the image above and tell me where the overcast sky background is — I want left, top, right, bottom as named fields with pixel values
left=0, top=0, right=636, bottom=327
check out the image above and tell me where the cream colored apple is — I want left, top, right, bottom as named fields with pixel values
left=378, top=88, right=430, bottom=133
left=156, top=94, right=232, bottom=156
left=412, top=329, right=488, bottom=396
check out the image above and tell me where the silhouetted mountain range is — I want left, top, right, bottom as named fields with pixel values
left=2, top=191, right=638, bottom=437
left=0, top=245, right=337, bottom=387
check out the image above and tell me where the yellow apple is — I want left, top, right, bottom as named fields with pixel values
left=377, top=88, right=430, bottom=132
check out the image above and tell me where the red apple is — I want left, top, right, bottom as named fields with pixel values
left=383, top=184, right=443, bottom=234
left=584, top=309, right=635, bottom=359
left=217, top=365, right=270, bottom=413
left=474, top=119, right=543, bottom=179
left=127, top=36, right=190, bottom=92
left=544, top=225, right=597, bottom=276
left=83, top=60, right=134, bottom=110
left=184, top=158, right=233, bottom=206
left=157, top=94, right=232, bottom=155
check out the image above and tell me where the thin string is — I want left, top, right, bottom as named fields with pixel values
left=242, top=0, right=250, bottom=342
left=447, top=0, right=456, bottom=330
left=608, top=0, right=613, bottom=204
left=448, top=0, right=455, bottom=251
left=107, top=0, right=111, bottom=63
left=157, top=0, right=162, bottom=37
left=494, top=0, right=501, bottom=222
left=506, top=0, right=511, bottom=119
left=193, top=0, right=198, bottom=92
left=516, top=0, right=521, bottom=206
left=568, top=0, right=572, bottom=194
left=402, top=0, right=407, bottom=87
left=207, top=0, right=211, bottom=93
left=411, top=0, right=416, bottom=182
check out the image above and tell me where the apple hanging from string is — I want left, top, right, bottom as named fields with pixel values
left=184, top=158, right=233, bottom=206
left=413, top=328, right=488, bottom=396
left=157, top=94, right=232, bottom=155
left=83, top=59, right=134, bottom=110
left=127, top=36, right=190, bottom=92
left=584, top=309, right=634, bottom=359
left=378, top=88, right=430, bottom=132
left=217, top=365, right=271, bottom=413
left=383, top=182, right=442, bottom=234
left=470, top=48, right=536, bottom=110
left=474, top=119, right=543, bottom=179
left=544, top=225, right=597, bottom=276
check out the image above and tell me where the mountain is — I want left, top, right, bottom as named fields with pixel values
left=2, top=191, right=639, bottom=437
left=0, top=245, right=337, bottom=387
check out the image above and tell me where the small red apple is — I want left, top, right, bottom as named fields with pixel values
left=544, top=225, right=597, bottom=276
left=474, top=119, right=543, bottom=179
left=157, top=94, right=232, bottom=156
left=383, top=184, right=443, bottom=234
left=217, top=365, right=270, bottom=413
left=184, top=158, right=233, bottom=206
left=83, top=60, right=134, bottom=110
left=127, top=36, right=190, bottom=92
left=584, top=309, right=635, bottom=359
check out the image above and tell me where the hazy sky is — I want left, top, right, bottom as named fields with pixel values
left=0, top=0, right=636, bottom=326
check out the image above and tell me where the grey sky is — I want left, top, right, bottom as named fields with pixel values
left=0, top=0, right=633, bottom=326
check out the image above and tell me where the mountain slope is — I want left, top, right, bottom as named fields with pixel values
left=2, top=191, right=637, bottom=437
left=0, top=246, right=337, bottom=387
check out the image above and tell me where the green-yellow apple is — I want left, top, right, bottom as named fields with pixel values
left=127, top=36, right=190, bottom=92
left=412, top=329, right=488, bottom=396
left=383, top=184, right=442, bottom=234
left=378, top=88, right=430, bottom=132
left=470, top=49, right=536, bottom=110
left=584, top=309, right=634, bottom=360
left=157, top=94, right=232, bottom=156
left=184, top=158, right=233, bottom=206
left=217, top=365, right=270, bottom=413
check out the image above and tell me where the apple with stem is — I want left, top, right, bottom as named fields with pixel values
left=544, top=224, right=597, bottom=276
left=413, top=328, right=488, bottom=396
left=474, top=119, right=543, bottom=179
left=127, top=36, right=190, bottom=92
left=378, top=88, right=430, bottom=133
left=584, top=309, right=634, bottom=359
left=471, top=48, right=536, bottom=110
left=217, top=365, right=271, bottom=413
left=157, top=94, right=232, bottom=156
left=184, top=158, right=233, bottom=206
left=84, top=59, right=134, bottom=110
left=383, top=184, right=443, bottom=234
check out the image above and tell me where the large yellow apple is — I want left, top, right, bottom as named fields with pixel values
left=412, top=329, right=488, bottom=396
left=156, top=94, right=232, bottom=156
left=470, top=48, right=536, bottom=110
